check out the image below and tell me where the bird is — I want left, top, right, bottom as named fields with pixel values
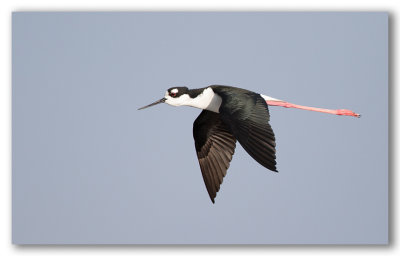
left=138, top=85, right=360, bottom=203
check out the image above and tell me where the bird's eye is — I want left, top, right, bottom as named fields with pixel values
left=170, top=92, right=177, bottom=97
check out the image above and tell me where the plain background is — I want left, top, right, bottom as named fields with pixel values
left=12, top=12, right=387, bottom=244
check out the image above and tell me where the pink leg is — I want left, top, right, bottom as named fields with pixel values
left=266, top=100, right=361, bottom=118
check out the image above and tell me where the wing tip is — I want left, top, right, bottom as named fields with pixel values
left=266, top=164, right=278, bottom=172
left=211, top=197, right=215, bottom=204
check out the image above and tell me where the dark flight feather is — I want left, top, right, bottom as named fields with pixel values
left=211, top=85, right=277, bottom=172
left=193, top=110, right=237, bottom=203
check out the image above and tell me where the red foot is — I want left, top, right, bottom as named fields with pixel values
left=336, top=109, right=361, bottom=118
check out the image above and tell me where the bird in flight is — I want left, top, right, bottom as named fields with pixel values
left=138, top=85, right=360, bottom=203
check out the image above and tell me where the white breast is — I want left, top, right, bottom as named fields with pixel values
left=186, top=87, right=222, bottom=113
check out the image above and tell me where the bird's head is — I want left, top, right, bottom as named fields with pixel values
left=138, top=86, right=190, bottom=110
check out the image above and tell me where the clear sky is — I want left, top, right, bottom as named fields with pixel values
left=12, top=12, right=388, bottom=244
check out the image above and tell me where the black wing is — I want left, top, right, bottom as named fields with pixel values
left=193, top=110, right=237, bottom=203
left=212, top=86, right=277, bottom=171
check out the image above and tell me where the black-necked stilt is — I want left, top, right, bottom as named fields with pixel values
left=138, top=85, right=360, bottom=203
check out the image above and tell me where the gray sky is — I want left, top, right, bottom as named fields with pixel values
left=12, top=12, right=388, bottom=244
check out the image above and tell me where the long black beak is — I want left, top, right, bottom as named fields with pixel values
left=138, top=98, right=166, bottom=110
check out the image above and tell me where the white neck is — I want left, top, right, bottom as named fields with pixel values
left=187, top=87, right=222, bottom=113
left=165, top=87, right=222, bottom=113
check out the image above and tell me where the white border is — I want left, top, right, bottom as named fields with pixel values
left=1, top=0, right=396, bottom=255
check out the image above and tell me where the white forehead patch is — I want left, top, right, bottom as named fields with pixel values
left=171, top=88, right=179, bottom=94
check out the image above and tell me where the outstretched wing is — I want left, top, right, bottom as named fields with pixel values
left=212, top=86, right=277, bottom=171
left=193, top=110, right=237, bottom=203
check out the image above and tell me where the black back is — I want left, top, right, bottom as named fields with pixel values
left=210, top=85, right=277, bottom=171
left=192, top=85, right=277, bottom=203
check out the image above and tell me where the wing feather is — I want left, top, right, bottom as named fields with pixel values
left=211, top=86, right=277, bottom=172
left=193, top=110, right=237, bottom=203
